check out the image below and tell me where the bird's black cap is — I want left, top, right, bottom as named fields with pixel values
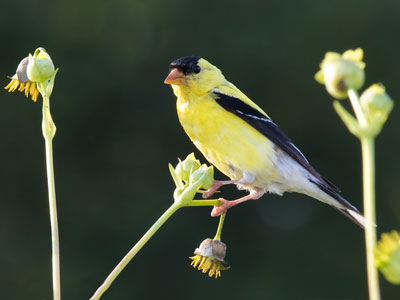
left=169, top=56, right=201, bottom=75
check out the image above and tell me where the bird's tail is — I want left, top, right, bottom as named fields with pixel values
left=332, top=204, right=368, bottom=229
left=310, top=180, right=369, bottom=229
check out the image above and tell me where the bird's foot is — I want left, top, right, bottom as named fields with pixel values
left=210, top=189, right=265, bottom=217
left=211, top=198, right=232, bottom=217
left=202, top=183, right=222, bottom=199
left=202, top=180, right=237, bottom=199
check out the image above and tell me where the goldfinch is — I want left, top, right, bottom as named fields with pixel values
left=164, top=56, right=366, bottom=228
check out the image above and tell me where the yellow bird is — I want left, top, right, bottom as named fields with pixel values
left=164, top=56, right=366, bottom=228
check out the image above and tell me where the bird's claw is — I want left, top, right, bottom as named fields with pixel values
left=202, top=189, right=216, bottom=199
left=203, top=180, right=235, bottom=198
left=202, top=183, right=221, bottom=199
left=211, top=198, right=231, bottom=217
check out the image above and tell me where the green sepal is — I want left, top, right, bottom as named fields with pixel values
left=169, top=163, right=185, bottom=190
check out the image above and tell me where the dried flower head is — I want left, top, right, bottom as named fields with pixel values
left=190, top=238, right=229, bottom=278
left=4, top=57, right=39, bottom=102
left=4, top=47, right=57, bottom=101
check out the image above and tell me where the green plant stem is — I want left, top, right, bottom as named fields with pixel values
left=45, top=138, right=61, bottom=300
left=214, top=213, right=226, bottom=241
left=348, top=89, right=380, bottom=300
left=89, top=198, right=221, bottom=300
left=189, top=199, right=222, bottom=206
left=361, top=137, right=380, bottom=300
left=89, top=202, right=181, bottom=300
left=42, top=95, right=61, bottom=300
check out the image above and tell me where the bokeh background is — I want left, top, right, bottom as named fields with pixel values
left=1, top=0, right=400, bottom=299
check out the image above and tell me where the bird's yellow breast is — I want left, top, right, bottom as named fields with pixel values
left=175, top=87, right=279, bottom=189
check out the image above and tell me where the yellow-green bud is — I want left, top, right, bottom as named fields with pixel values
left=175, top=153, right=201, bottom=181
left=189, top=164, right=214, bottom=190
left=375, top=231, right=400, bottom=285
left=26, top=48, right=55, bottom=83
left=201, top=165, right=214, bottom=190
left=174, top=161, right=189, bottom=182
left=360, top=84, right=393, bottom=122
left=315, top=48, right=365, bottom=99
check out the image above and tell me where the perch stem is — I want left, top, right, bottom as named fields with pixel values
left=89, top=202, right=181, bottom=300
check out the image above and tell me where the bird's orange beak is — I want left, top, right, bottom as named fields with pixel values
left=164, top=68, right=185, bottom=85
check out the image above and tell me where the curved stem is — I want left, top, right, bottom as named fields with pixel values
left=361, top=137, right=380, bottom=300
left=90, top=197, right=222, bottom=299
left=42, top=95, right=61, bottom=300
left=214, top=213, right=226, bottom=241
left=89, top=202, right=181, bottom=300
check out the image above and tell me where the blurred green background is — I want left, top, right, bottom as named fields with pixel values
left=1, top=0, right=400, bottom=299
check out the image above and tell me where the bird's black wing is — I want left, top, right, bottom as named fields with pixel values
left=212, top=91, right=340, bottom=193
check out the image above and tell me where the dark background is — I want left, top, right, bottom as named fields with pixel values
left=1, top=0, right=399, bottom=299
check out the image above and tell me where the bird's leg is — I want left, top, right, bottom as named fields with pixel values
left=202, top=180, right=238, bottom=199
left=211, top=188, right=264, bottom=217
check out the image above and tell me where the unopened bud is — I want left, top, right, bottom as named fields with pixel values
left=26, top=48, right=55, bottom=83
left=315, top=48, right=365, bottom=99
left=189, top=164, right=214, bottom=190
left=175, top=153, right=201, bottom=181
left=360, top=84, right=393, bottom=121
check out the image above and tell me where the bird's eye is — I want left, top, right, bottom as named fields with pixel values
left=193, top=65, right=201, bottom=74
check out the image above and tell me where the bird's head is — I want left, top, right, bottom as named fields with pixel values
left=164, top=56, right=225, bottom=95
